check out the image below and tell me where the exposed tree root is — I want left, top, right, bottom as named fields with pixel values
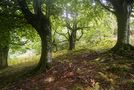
left=28, top=62, right=52, bottom=75
left=110, top=44, right=134, bottom=59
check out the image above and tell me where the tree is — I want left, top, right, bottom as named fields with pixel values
left=64, top=10, right=85, bottom=50
left=96, top=0, right=134, bottom=52
left=17, top=0, right=52, bottom=72
left=0, top=13, right=10, bottom=69
left=54, top=0, right=101, bottom=50
left=0, top=29, right=9, bottom=69
left=0, top=0, right=20, bottom=69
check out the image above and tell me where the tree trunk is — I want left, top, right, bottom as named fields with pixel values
left=113, top=15, right=129, bottom=49
left=17, top=0, right=52, bottom=73
left=112, top=3, right=133, bottom=52
left=32, top=16, right=52, bottom=73
left=68, top=31, right=76, bottom=50
left=34, top=32, right=51, bottom=72
left=0, top=47, right=9, bottom=69
left=0, top=30, right=10, bottom=69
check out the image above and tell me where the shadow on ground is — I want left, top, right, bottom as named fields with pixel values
left=1, top=48, right=134, bottom=90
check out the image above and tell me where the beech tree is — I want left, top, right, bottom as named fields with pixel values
left=97, top=0, right=134, bottom=52
left=0, top=15, right=10, bottom=69
left=64, top=10, right=86, bottom=50
left=55, top=0, right=102, bottom=50
left=0, top=0, right=19, bottom=69
left=17, top=0, right=52, bottom=72
left=0, top=29, right=9, bottom=69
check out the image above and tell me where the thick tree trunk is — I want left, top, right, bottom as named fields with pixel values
left=69, top=36, right=75, bottom=50
left=112, top=3, right=133, bottom=52
left=34, top=32, right=51, bottom=72
left=112, top=15, right=130, bottom=50
left=17, top=0, right=52, bottom=73
left=0, top=47, right=9, bottom=69
left=68, top=31, right=76, bottom=50
left=0, top=30, right=9, bottom=69
left=33, top=17, right=52, bottom=73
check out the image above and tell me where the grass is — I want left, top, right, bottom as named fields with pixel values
left=0, top=55, right=40, bottom=78
left=8, top=55, right=39, bottom=66
left=0, top=55, right=39, bottom=89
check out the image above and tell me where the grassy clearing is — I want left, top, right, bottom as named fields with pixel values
left=8, top=55, right=39, bottom=66
left=0, top=55, right=39, bottom=89
left=0, top=55, right=39, bottom=77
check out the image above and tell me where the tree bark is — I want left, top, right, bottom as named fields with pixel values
left=0, top=47, right=9, bottom=69
left=112, top=14, right=129, bottom=50
left=111, top=2, right=133, bottom=52
left=0, top=30, right=10, bottom=69
left=32, top=15, right=52, bottom=73
left=17, top=0, right=52, bottom=73
left=68, top=31, right=76, bottom=50
left=34, top=31, right=51, bottom=72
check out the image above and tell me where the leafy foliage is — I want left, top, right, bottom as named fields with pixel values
left=1, top=0, right=134, bottom=90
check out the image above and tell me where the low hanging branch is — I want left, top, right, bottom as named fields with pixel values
left=0, top=13, right=24, bottom=19
left=52, top=30, right=68, bottom=48
left=76, top=29, right=84, bottom=41
left=56, top=40, right=68, bottom=44
left=17, top=0, right=33, bottom=21
left=67, top=28, right=71, bottom=37
left=96, top=0, right=115, bottom=14
left=76, top=26, right=90, bottom=30
left=64, top=21, right=73, bottom=31
left=10, top=40, right=29, bottom=46
left=33, top=0, right=42, bottom=14
left=55, top=29, right=69, bottom=40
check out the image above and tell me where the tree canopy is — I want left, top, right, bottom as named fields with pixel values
left=1, top=0, right=134, bottom=89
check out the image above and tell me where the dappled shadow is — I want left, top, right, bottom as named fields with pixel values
left=53, top=48, right=134, bottom=63
left=52, top=49, right=134, bottom=89
left=0, top=62, right=37, bottom=89
left=1, top=48, right=134, bottom=90
left=53, top=48, right=104, bottom=62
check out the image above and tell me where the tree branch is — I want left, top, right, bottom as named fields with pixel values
left=10, top=40, right=29, bottom=46
left=17, top=0, right=34, bottom=22
left=76, top=26, right=90, bottom=30
left=0, top=13, right=24, bottom=19
left=55, top=30, right=69, bottom=40
left=67, top=28, right=71, bottom=37
left=65, top=22, right=73, bottom=30
left=76, top=30, right=84, bottom=41
left=33, top=0, right=42, bottom=14
left=97, top=0, right=115, bottom=14
left=56, top=40, right=68, bottom=44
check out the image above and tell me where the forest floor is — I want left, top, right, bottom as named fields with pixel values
left=1, top=48, right=134, bottom=90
